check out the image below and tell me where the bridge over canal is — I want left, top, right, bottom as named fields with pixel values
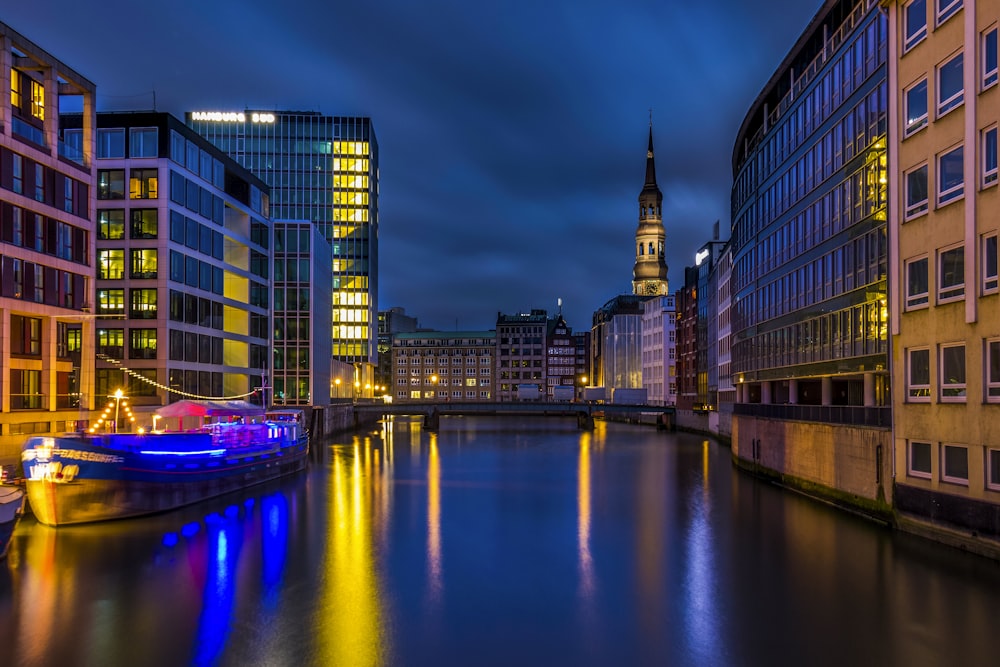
left=352, top=401, right=675, bottom=431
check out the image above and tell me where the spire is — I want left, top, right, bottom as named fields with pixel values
left=644, top=122, right=657, bottom=189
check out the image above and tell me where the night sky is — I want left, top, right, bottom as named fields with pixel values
left=6, top=0, right=818, bottom=332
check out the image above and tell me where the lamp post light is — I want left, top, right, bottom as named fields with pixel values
left=112, top=388, right=124, bottom=433
left=335, top=377, right=342, bottom=399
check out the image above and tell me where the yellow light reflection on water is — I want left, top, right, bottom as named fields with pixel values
left=427, top=434, right=442, bottom=602
left=316, top=443, right=388, bottom=666
left=577, top=432, right=593, bottom=598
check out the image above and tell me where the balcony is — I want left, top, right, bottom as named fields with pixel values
left=733, top=402, right=890, bottom=428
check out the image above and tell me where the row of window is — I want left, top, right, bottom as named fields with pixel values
left=98, top=208, right=158, bottom=240
left=167, top=210, right=225, bottom=260
left=168, top=250, right=224, bottom=294
left=397, top=356, right=492, bottom=365
left=1, top=204, right=89, bottom=264
left=0, top=255, right=85, bottom=309
left=97, top=168, right=159, bottom=200
left=95, top=328, right=157, bottom=360
left=904, top=127, right=997, bottom=219
left=400, top=368, right=492, bottom=376
left=401, top=391, right=492, bottom=399
left=905, top=339, right=1000, bottom=402
left=168, top=330, right=223, bottom=365
left=0, top=148, right=89, bottom=219
left=274, top=288, right=310, bottom=312
left=907, top=439, right=1000, bottom=492
left=99, top=248, right=158, bottom=280
left=400, top=378, right=489, bottom=388
left=168, top=171, right=226, bottom=226
left=96, top=127, right=159, bottom=160
left=10, top=69, right=45, bottom=123
left=904, top=232, right=997, bottom=309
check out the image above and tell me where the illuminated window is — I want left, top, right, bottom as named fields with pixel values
left=904, top=0, right=927, bottom=51
left=130, top=249, right=158, bottom=279
left=907, top=347, right=930, bottom=401
left=97, top=328, right=125, bottom=359
left=903, top=79, right=927, bottom=136
left=98, top=288, right=125, bottom=315
left=908, top=441, right=932, bottom=478
left=30, top=79, right=44, bottom=120
left=129, top=168, right=159, bottom=199
left=98, top=249, right=126, bottom=280
left=936, top=0, right=961, bottom=25
left=130, top=209, right=158, bottom=239
left=904, top=164, right=928, bottom=219
left=98, top=210, right=125, bottom=240
left=129, top=329, right=158, bottom=360
left=937, top=146, right=963, bottom=205
left=940, top=344, right=966, bottom=401
left=10, top=68, right=20, bottom=108
left=941, top=444, right=968, bottom=484
left=129, top=288, right=158, bottom=319
left=936, top=52, right=963, bottom=116
left=905, top=256, right=929, bottom=309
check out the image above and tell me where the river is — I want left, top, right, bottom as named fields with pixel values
left=1, top=417, right=998, bottom=666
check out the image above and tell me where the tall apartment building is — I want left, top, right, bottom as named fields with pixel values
left=188, top=111, right=378, bottom=372
left=884, top=0, right=1000, bottom=545
left=0, top=22, right=96, bottom=454
left=729, top=0, right=893, bottom=515
left=392, top=331, right=495, bottom=402
left=496, top=309, right=547, bottom=401
left=78, top=112, right=272, bottom=408
left=641, top=295, right=677, bottom=406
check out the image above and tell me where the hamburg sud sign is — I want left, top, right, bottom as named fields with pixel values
left=190, top=111, right=276, bottom=123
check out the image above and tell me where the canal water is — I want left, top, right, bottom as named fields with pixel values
left=1, top=417, right=998, bottom=666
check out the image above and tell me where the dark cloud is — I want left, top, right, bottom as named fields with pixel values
left=6, top=0, right=819, bottom=332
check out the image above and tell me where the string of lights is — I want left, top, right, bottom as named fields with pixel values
left=96, top=354, right=262, bottom=401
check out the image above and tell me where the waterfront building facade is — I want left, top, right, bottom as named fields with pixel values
left=84, top=112, right=271, bottom=408
left=641, top=295, right=677, bottom=406
left=713, top=242, right=736, bottom=435
left=272, top=221, right=331, bottom=406
left=729, top=0, right=893, bottom=515
left=496, top=309, right=548, bottom=401
left=188, top=111, right=379, bottom=373
left=545, top=311, right=577, bottom=400
left=590, top=295, right=647, bottom=392
left=884, top=0, right=1000, bottom=544
left=392, top=331, right=495, bottom=402
left=632, top=125, right=669, bottom=298
left=675, top=268, right=698, bottom=411
left=377, top=307, right=419, bottom=392
left=0, top=22, right=96, bottom=454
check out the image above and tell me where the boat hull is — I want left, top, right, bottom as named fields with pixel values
left=1, top=485, right=25, bottom=557
left=22, top=431, right=308, bottom=526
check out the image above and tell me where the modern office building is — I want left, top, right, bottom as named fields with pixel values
left=496, top=309, right=548, bottom=401
left=641, top=295, right=677, bottom=406
left=0, top=22, right=96, bottom=454
left=79, top=112, right=271, bottom=409
left=188, top=111, right=379, bottom=374
left=392, top=331, right=495, bottom=402
left=883, top=0, right=1000, bottom=546
left=729, top=0, right=892, bottom=515
left=590, top=294, right=647, bottom=392
left=272, top=220, right=332, bottom=406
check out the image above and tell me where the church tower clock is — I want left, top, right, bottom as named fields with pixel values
left=632, top=122, right=669, bottom=297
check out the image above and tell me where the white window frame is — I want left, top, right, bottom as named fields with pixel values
left=983, top=234, right=998, bottom=294
left=987, top=448, right=1000, bottom=491
left=936, top=0, right=962, bottom=26
left=985, top=339, right=1000, bottom=402
left=907, top=347, right=931, bottom=401
left=936, top=52, right=964, bottom=117
left=905, top=256, right=930, bottom=309
left=908, top=441, right=933, bottom=479
left=982, top=25, right=998, bottom=90
left=940, top=343, right=967, bottom=402
left=983, top=125, right=998, bottom=188
left=937, top=145, right=964, bottom=206
left=904, top=0, right=928, bottom=52
left=938, top=245, right=965, bottom=302
left=941, top=443, right=969, bottom=485
left=904, top=163, right=929, bottom=218
left=903, top=79, right=928, bottom=137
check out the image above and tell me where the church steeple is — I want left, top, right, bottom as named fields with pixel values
left=632, top=121, right=669, bottom=297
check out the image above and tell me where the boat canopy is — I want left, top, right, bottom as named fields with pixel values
left=155, top=400, right=266, bottom=419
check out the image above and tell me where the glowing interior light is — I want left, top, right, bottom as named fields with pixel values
left=139, top=449, right=227, bottom=457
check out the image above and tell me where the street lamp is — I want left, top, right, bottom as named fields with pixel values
left=112, top=388, right=124, bottom=433
left=335, top=377, right=341, bottom=398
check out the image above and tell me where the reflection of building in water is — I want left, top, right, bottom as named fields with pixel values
left=427, top=436, right=441, bottom=602
left=577, top=434, right=593, bottom=599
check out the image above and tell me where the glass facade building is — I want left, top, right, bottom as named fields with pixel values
left=188, top=111, right=378, bottom=365
left=731, top=0, right=889, bottom=418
